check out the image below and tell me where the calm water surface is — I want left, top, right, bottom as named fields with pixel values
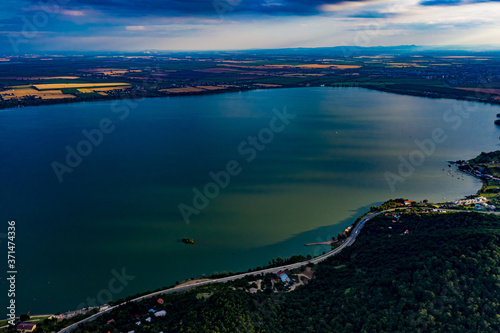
left=1, top=87, right=499, bottom=313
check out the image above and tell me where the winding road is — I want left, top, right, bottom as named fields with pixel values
left=58, top=210, right=383, bottom=332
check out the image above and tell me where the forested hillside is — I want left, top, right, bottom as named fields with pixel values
left=65, top=212, right=500, bottom=333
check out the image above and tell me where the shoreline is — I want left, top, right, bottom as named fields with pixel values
left=2, top=84, right=500, bottom=112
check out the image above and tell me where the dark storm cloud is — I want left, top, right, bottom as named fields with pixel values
left=22, top=0, right=367, bottom=17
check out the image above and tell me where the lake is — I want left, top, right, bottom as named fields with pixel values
left=1, top=87, right=499, bottom=314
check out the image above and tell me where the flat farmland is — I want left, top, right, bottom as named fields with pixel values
left=0, top=88, right=75, bottom=100
left=456, top=87, right=500, bottom=96
left=33, top=83, right=131, bottom=90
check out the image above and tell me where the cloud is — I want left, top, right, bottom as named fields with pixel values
left=420, top=0, right=500, bottom=6
left=1, top=0, right=499, bottom=53
left=126, top=25, right=145, bottom=31
left=60, top=9, right=86, bottom=16
left=17, top=0, right=361, bottom=17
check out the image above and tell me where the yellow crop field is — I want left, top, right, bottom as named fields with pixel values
left=0, top=88, right=75, bottom=100
left=196, top=85, right=228, bottom=90
left=33, top=83, right=130, bottom=90
left=254, top=83, right=282, bottom=87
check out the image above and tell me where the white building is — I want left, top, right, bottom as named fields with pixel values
left=452, top=196, right=487, bottom=206
left=154, top=310, right=167, bottom=317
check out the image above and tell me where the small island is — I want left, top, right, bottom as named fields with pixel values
left=182, top=238, right=195, bottom=245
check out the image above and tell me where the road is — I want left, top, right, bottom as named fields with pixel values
left=57, top=211, right=382, bottom=332
left=58, top=208, right=500, bottom=332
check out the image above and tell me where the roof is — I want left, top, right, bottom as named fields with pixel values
left=17, top=323, right=36, bottom=331
left=154, top=310, right=166, bottom=317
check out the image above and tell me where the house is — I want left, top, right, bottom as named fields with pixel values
left=404, top=200, right=413, bottom=206
left=277, top=270, right=290, bottom=283
left=157, top=298, right=164, bottom=304
left=17, top=323, right=36, bottom=333
left=106, top=319, right=115, bottom=325
left=148, top=309, right=156, bottom=313
left=100, top=304, right=110, bottom=311
left=135, top=321, right=141, bottom=326
left=404, top=230, right=409, bottom=235
left=154, top=310, right=167, bottom=317
left=145, top=317, right=151, bottom=322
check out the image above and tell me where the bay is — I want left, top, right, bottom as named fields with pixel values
left=1, top=87, right=499, bottom=314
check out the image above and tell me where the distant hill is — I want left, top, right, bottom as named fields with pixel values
left=49, top=45, right=500, bottom=57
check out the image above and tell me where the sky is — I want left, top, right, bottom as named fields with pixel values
left=1, top=0, right=500, bottom=53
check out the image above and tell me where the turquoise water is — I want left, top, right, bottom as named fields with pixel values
left=1, top=87, right=499, bottom=314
